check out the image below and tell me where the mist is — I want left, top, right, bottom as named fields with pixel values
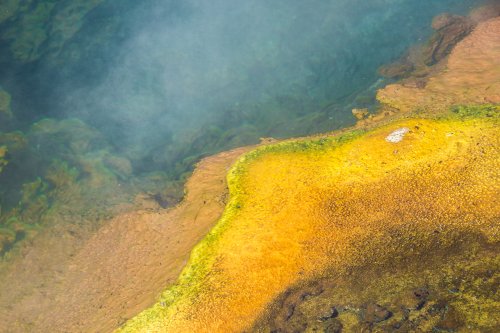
left=5, top=0, right=486, bottom=179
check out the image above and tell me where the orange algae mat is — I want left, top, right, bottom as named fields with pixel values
left=118, top=107, right=499, bottom=332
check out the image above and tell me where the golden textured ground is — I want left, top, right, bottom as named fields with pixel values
left=119, top=106, right=499, bottom=332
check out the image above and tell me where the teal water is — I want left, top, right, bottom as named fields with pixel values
left=0, top=0, right=487, bottom=261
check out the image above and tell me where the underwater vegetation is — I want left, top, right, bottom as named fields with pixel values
left=0, top=89, right=11, bottom=118
left=0, top=0, right=105, bottom=63
left=0, top=146, right=6, bottom=174
left=0, top=117, right=180, bottom=256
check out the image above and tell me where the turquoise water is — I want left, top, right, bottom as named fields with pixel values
left=0, top=0, right=486, bottom=279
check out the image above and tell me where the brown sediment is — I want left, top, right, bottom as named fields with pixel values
left=377, top=17, right=500, bottom=113
left=0, top=145, right=253, bottom=333
left=351, top=108, right=369, bottom=120
left=377, top=11, right=476, bottom=81
left=377, top=5, right=500, bottom=89
left=469, top=1, right=500, bottom=23
left=423, top=13, right=474, bottom=66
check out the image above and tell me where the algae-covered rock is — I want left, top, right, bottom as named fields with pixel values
left=0, top=226, right=16, bottom=254
left=20, top=118, right=115, bottom=190
left=0, top=0, right=105, bottom=63
left=44, top=160, right=79, bottom=189
left=1, top=1, right=55, bottom=62
left=23, top=118, right=135, bottom=190
left=0, top=117, right=141, bottom=256
left=103, top=154, right=133, bottom=179
left=18, top=178, right=49, bottom=225
left=423, top=13, right=474, bottom=66
left=0, top=0, right=21, bottom=24
left=0, top=131, right=27, bottom=152
left=0, top=176, right=48, bottom=253
left=0, top=145, right=7, bottom=174
left=351, top=108, right=369, bottom=120
left=0, top=89, right=12, bottom=117
left=29, top=118, right=59, bottom=134
left=30, top=118, right=105, bottom=154
left=43, top=0, right=105, bottom=59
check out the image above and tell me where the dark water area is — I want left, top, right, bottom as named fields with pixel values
left=0, top=0, right=488, bottom=254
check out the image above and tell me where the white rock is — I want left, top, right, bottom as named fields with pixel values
left=385, top=127, right=410, bottom=143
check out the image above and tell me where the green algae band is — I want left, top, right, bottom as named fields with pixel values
left=118, top=105, right=499, bottom=332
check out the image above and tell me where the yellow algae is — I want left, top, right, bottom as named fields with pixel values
left=118, top=105, right=499, bottom=333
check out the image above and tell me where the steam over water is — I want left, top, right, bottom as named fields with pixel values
left=0, top=0, right=487, bottom=254
left=1, top=0, right=484, bottom=173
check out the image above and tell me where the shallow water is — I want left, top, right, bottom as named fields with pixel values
left=0, top=0, right=484, bottom=215
left=1, top=0, right=484, bottom=170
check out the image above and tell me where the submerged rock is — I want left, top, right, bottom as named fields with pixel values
left=378, top=6, right=500, bottom=83
left=0, top=0, right=21, bottom=25
left=351, top=108, right=369, bottom=120
left=378, top=58, right=415, bottom=79
left=377, top=17, right=500, bottom=113
left=362, top=303, right=392, bottom=323
left=423, top=14, right=474, bottom=66
left=0, top=0, right=106, bottom=63
left=0, top=89, right=12, bottom=117
left=0, top=145, right=7, bottom=174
